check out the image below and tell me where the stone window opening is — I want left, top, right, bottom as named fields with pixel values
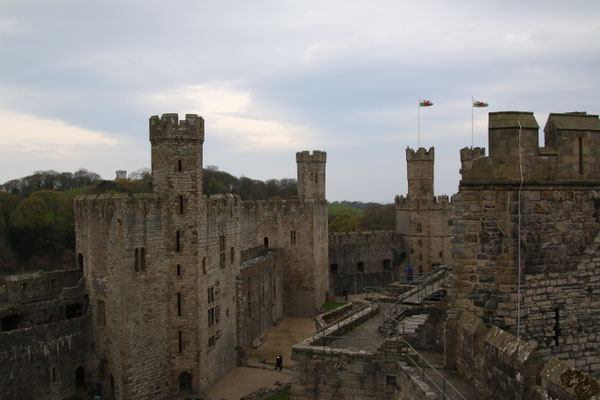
left=176, top=231, right=181, bottom=252
left=177, top=293, right=182, bottom=317
left=579, top=137, right=584, bottom=175
left=290, top=230, right=297, bottom=246
left=230, top=246, right=235, bottom=264
left=314, top=172, right=318, bottom=183
left=177, top=264, right=181, bottom=276
left=208, top=335, right=215, bottom=347
left=448, top=219, right=453, bottom=227
left=263, top=237, right=269, bottom=248
left=554, top=308, right=561, bottom=346
left=99, top=360, right=107, bottom=380
left=78, top=253, right=84, bottom=271
left=208, top=287, right=214, bottom=304
left=178, top=160, right=182, bottom=172
left=439, top=251, right=443, bottom=258
left=219, top=236, right=226, bottom=268
left=1, top=314, right=23, bottom=331
left=418, top=239, right=422, bottom=247
left=97, top=299, right=106, bottom=326
left=140, top=248, right=145, bottom=271
left=386, top=375, right=396, bottom=386
left=110, top=374, right=115, bottom=397
left=416, top=223, right=422, bottom=233
left=357, top=262, right=364, bottom=272
left=134, top=248, right=139, bottom=272
left=178, top=331, right=183, bottom=353
left=50, top=279, right=57, bottom=290
left=51, top=367, right=56, bottom=383
left=330, top=264, right=338, bottom=273
left=208, top=308, right=215, bottom=327
left=202, top=257, right=206, bottom=275
left=20, top=282, right=27, bottom=291
left=419, top=253, right=423, bottom=261
left=179, top=196, right=184, bottom=215
left=383, top=259, right=391, bottom=270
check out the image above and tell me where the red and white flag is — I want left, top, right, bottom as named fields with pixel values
left=473, top=100, right=488, bottom=108
left=419, top=99, right=433, bottom=107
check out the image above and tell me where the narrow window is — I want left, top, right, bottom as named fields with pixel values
left=418, top=239, right=422, bottom=247
left=330, top=264, right=338, bottom=273
left=134, top=248, right=139, bottom=272
left=554, top=308, right=560, bottom=346
left=448, top=219, right=453, bottom=227
left=179, top=196, right=184, bottom=215
left=97, top=300, right=105, bottom=326
left=178, top=160, right=182, bottom=172
left=416, top=223, right=422, bottom=233
left=177, top=264, right=181, bottom=276
left=383, top=260, right=391, bottom=270
left=178, top=331, right=182, bottom=353
left=314, top=172, right=318, bottom=183
left=419, top=253, right=423, bottom=261
left=219, top=236, right=225, bottom=268
left=177, top=293, right=182, bottom=317
left=176, top=231, right=180, bottom=252
left=357, top=262, right=364, bottom=272
left=51, top=367, right=56, bottom=383
left=264, top=237, right=269, bottom=249
left=99, top=360, right=106, bottom=380
left=140, top=248, right=145, bottom=271
left=202, top=257, right=206, bottom=275
left=290, top=230, right=297, bottom=245
left=230, top=247, right=235, bottom=263
left=439, top=251, right=443, bottom=258
left=579, top=137, right=584, bottom=175
left=208, top=308, right=215, bottom=327
left=78, top=253, right=84, bottom=270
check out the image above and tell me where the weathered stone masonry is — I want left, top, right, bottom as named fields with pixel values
left=74, top=113, right=328, bottom=398
left=450, top=111, right=600, bottom=377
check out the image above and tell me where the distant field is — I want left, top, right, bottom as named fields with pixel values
left=61, top=185, right=95, bottom=196
left=328, top=203, right=365, bottom=222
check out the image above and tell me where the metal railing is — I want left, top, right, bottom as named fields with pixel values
left=313, top=291, right=381, bottom=339
left=399, top=339, right=468, bottom=400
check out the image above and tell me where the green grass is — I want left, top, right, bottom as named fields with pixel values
left=321, top=301, right=345, bottom=311
left=328, top=203, right=364, bottom=222
left=61, top=185, right=95, bottom=196
left=266, top=388, right=290, bottom=400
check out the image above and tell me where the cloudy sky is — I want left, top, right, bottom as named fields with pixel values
left=1, top=1, right=599, bottom=202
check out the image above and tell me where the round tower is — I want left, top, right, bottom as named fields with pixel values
left=296, top=150, right=327, bottom=200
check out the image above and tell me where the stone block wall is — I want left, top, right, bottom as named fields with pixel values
left=328, top=231, right=406, bottom=295
left=0, top=315, right=90, bottom=400
left=0, top=269, right=82, bottom=305
left=449, top=311, right=600, bottom=400
left=241, top=199, right=328, bottom=317
left=238, top=249, right=284, bottom=352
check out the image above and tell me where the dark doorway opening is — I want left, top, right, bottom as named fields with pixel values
left=264, top=237, right=269, bottom=249
left=66, top=303, right=84, bottom=319
left=1, top=314, right=23, bottom=331
left=75, top=366, right=85, bottom=390
left=179, top=372, right=192, bottom=393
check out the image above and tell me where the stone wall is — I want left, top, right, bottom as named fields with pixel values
left=451, top=111, right=600, bottom=376
left=241, top=199, right=328, bottom=317
left=448, top=311, right=600, bottom=400
left=238, top=248, right=284, bottom=351
left=328, top=231, right=406, bottom=295
left=0, top=315, right=90, bottom=400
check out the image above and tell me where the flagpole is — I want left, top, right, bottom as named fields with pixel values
left=418, top=97, right=421, bottom=148
left=471, top=96, right=474, bottom=149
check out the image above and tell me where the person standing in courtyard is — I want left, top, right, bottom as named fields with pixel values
left=406, top=265, right=414, bottom=283
left=275, top=354, right=283, bottom=371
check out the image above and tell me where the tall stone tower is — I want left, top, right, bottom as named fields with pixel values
left=406, top=147, right=434, bottom=202
left=396, top=147, right=453, bottom=275
left=149, top=113, right=207, bottom=393
left=297, top=150, right=326, bottom=200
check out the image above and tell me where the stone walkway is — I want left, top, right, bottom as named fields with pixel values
left=327, top=303, right=391, bottom=352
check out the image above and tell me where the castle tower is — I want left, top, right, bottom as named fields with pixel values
left=406, top=147, right=434, bottom=202
left=149, top=113, right=206, bottom=393
left=296, top=150, right=326, bottom=200
left=396, top=147, right=452, bottom=275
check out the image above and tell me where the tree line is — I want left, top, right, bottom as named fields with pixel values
left=0, top=166, right=298, bottom=273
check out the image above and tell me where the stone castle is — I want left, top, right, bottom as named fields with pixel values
left=1, top=110, right=600, bottom=400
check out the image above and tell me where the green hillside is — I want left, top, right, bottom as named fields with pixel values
left=328, top=203, right=364, bottom=223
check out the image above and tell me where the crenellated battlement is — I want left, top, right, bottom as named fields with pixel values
left=242, top=198, right=327, bottom=217
left=406, top=146, right=434, bottom=161
left=205, top=194, right=241, bottom=219
left=149, top=113, right=205, bottom=142
left=460, top=111, right=600, bottom=186
left=395, top=194, right=453, bottom=210
left=296, top=150, right=327, bottom=163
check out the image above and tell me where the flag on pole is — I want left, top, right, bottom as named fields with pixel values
left=473, top=100, right=488, bottom=108
left=419, top=100, right=433, bottom=107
